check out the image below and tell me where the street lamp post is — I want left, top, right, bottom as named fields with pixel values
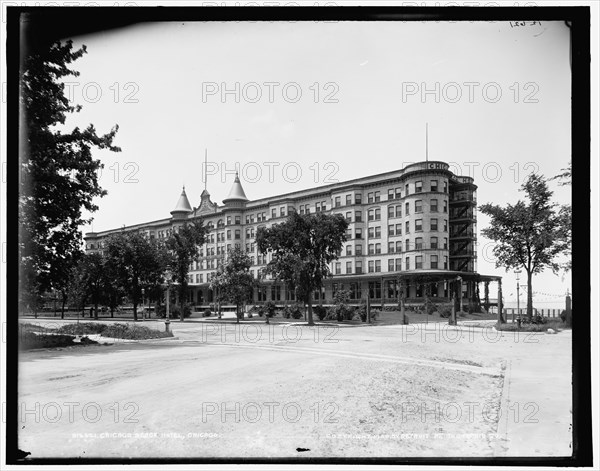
left=141, top=288, right=145, bottom=321
left=515, top=270, right=521, bottom=324
left=165, top=272, right=171, bottom=333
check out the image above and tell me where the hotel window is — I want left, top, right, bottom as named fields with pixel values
left=388, top=205, right=395, bottom=218
left=375, top=226, right=381, bottom=238
left=355, top=228, right=363, bottom=239
left=346, top=194, right=352, bottom=206
left=226, top=244, right=231, bottom=253
left=368, top=227, right=375, bottom=238
left=335, top=262, right=341, bottom=275
left=218, top=219, right=225, bottom=228
left=368, top=261, right=374, bottom=273
left=444, top=237, right=448, bottom=249
left=396, top=241, right=402, bottom=252
left=373, top=208, right=380, bottom=220
left=396, top=258, right=402, bottom=271
left=431, top=237, right=438, bottom=249
left=388, top=224, right=395, bottom=236
left=375, top=243, right=381, bottom=254
left=388, top=259, right=395, bottom=271
left=431, top=180, right=438, bottom=192
left=388, top=189, right=394, bottom=200
left=431, top=199, right=438, bottom=212
left=394, top=205, right=401, bottom=217
left=405, top=238, right=410, bottom=251
left=416, top=256, right=423, bottom=269
left=405, top=221, right=410, bottom=234
left=405, top=202, right=410, bottom=215
left=368, top=209, right=375, bottom=221
left=415, top=219, right=423, bottom=232
left=415, top=181, right=423, bottom=193
left=369, top=244, right=374, bottom=255
left=235, top=230, right=241, bottom=239
left=375, top=260, right=381, bottom=272
left=355, top=211, right=362, bottom=222
left=415, top=237, right=423, bottom=250
left=431, top=255, right=438, bottom=269
left=246, top=243, right=251, bottom=253
left=199, top=274, right=204, bottom=283
left=346, top=245, right=352, bottom=256
left=305, top=206, right=310, bottom=214
left=405, top=184, right=409, bottom=195
left=431, top=218, right=438, bottom=231
left=316, top=202, right=321, bottom=212
left=374, top=191, right=380, bottom=202
left=356, top=261, right=363, bottom=274
left=226, top=216, right=232, bottom=225
left=356, top=244, right=363, bottom=255
left=415, top=200, right=423, bottom=213
left=444, top=219, right=448, bottom=231
left=321, top=201, right=327, bottom=211
left=388, top=241, right=395, bottom=253
left=369, top=281, right=381, bottom=299
left=443, top=200, right=448, bottom=213
left=444, top=256, right=448, bottom=269
left=226, top=230, right=231, bottom=240
left=443, top=181, right=448, bottom=193
left=280, top=207, right=286, bottom=217
left=272, top=208, right=277, bottom=218
left=355, top=193, right=362, bottom=204
left=405, top=257, right=410, bottom=270
left=299, top=205, right=305, bottom=215
left=235, top=216, right=241, bottom=224
left=346, top=228, right=352, bottom=239
left=368, top=192, right=374, bottom=204
left=395, top=187, right=402, bottom=199
left=396, top=223, right=402, bottom=236
left=345, top=211, right=352, bottom=222
left=335, top=196, right=341, bottom=207
left=346, top=261, right=352, bottom=273
left=349, top=282, right=359, bottom=299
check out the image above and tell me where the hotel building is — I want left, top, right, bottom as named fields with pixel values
left=84, top=161, right=501, bottom=309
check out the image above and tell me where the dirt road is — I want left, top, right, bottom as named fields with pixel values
left=17, top=319, right=572, bottom=458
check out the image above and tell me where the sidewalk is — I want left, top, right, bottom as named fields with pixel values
left=495, top=329, right=572, bottom=457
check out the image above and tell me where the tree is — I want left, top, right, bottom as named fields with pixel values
left=19, top=39, right=120, bottom=307
left=256, top=212, right=348, bottom=326
left=480, top=173, right=570, bottom=319
left=105, top=231, right=165, bottom=321
left=165, top=221, right=207, bottom=321
left=551, top=161, right=572, bottom=271
left=80, top=252, right=106, bottom=320
left=210, top=248, right=257, bottom=323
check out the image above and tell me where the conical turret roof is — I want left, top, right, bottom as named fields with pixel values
left=171, top=187, right=193, bottom=214
left=223, top=173, right=248, bottom=204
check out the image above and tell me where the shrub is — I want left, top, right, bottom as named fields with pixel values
left=423, top=298, right=437, bottom=315
left=203, top=309, right=212, bottom=317
left=264, top=301, right=277, bottom=318
left=169, top=304, right=192, bottom=319
left=370, top=309, right=380, bottom=321
left=57, top=323, right=108, bottom=335
left=102, top=323, right=173, bottom=339
left=355, top=303, right=367, bottom=322
left=247, top=312, right=253, bottom=318
left=439, top=307, right=452, bottom=319
left=313, top=304, right=327, bottom=321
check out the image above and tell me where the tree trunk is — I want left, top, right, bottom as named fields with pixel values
left=61, top=292, right=67, bottom=319
left=133, top=300, right=138, bottom=322
left=94, top=292, right=99, bottom=320
left=236, top=304, right=240, bottom=324
left=307, top=296, right=314, bottom=326
left=526, top=270, right=533, bottom=319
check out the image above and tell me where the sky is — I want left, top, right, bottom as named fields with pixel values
left=60, top=19, right=573, bottom=307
